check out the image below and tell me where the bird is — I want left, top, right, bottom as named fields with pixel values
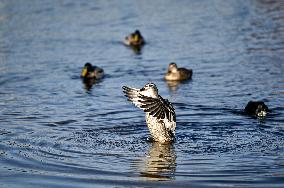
left=122, top=83, right=176, bottom=144
left=81, top=62, right=104, bottom=80
left=124, top=30, right=145, bottom=47
left=244, top=101, right=270, bottom=117
left=164, top=62, right=193, bottom=81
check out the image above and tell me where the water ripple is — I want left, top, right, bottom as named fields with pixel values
left=0, top=0, right=284, bottom=187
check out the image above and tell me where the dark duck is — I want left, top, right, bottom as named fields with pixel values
left=124, top=30, right=145, bottom=47
left=244, top=101, right=270, bottom=117
left=81, top=62, right=104, bottom=80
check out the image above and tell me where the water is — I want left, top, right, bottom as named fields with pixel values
left=0, top=0, right=284, bottom=187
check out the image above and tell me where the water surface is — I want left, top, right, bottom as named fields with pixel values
left=0, top=0, right=284, bottom=187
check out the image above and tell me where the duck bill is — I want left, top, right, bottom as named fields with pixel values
left=81, top=68, right=87, bottom=77
left=133, top=34, right=139, bottom=42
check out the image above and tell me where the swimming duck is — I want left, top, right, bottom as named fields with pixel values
left=164, top=62, right=192, bottom=81
left=124, top=30, right=145, bottom=47
left=244, top=101, right=269, bottom=117
left=123, top=83, right=176, bottom=144
left=81, top=62, right=104, bottom=80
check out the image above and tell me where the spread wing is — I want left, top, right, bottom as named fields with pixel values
left=122, top=86, right=176, bottom=122
left=122, top=86, right=142, bottom=107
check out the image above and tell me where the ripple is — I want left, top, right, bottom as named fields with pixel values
left=0, top=0, right=284, bottom=187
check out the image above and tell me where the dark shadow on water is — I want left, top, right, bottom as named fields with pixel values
left=128, top=45, right=144, bottom=55
left=115, top=40, right=145, bottom=55
left=139, top=142, right=177, bottom=181
left=81, top=78, right=103, bottom=91
left=120, top=40, right=144, bottom=55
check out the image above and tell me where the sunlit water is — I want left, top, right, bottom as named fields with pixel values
left=0, top=0, right=284, bottom=187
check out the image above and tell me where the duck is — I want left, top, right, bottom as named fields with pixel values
left=244, top=101, right=270, bottom=117
left=81, top=62, right=104, bottom=80
left=123, top=83, right=176, bottom=144
left=164, top=62, right=193, bottom=81
left=124, top=30, right=145, bottom=47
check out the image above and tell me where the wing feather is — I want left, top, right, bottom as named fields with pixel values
left=123, top=86, right=176, bottom=122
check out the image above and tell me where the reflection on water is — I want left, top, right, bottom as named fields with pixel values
left=166, top=80, right=192, bottom=92
left=0, top=0, right=283, bottom=187
left=140, top=143, right=176, bottom=181
left=82, top=78, right=97, bottom=91
left=125, top=44, right=144, bottom=55
left=166, top=80, right=181, bottom=92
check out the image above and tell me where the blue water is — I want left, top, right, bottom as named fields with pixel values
left=0, top=0, right=284, bottom=187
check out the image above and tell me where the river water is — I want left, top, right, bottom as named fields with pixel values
left=0, top=0, right=284, bottom=187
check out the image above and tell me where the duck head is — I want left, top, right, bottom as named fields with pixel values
left=255, top=104, right=267, bottom=117
left=168, top=62, right=178, bottom=73
left=134, top=30, right=142, bottom=41
left=140, top=83, right=159, bottom=98
left=81, top=62, right=95, bottom=78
